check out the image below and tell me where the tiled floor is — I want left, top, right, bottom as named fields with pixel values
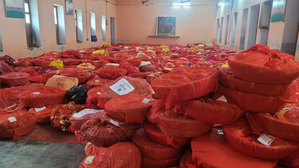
left=0, top=140, right=85, bottom=168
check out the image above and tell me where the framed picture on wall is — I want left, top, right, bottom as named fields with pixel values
left=65, top=0, right=73, bottom=15
left=271, top=0, right=287, bottom=22
left=156, top=17, right=176, bottom=36
left=4, top=0, right=25, bottom=18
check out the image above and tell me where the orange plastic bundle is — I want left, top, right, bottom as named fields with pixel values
left=19, top=86, right=67, bottom=108
left=77, top=63, right=95, bottom=71
left=147, top=100, right=213, bottom=138
left=218, top=85, right=286, bottom=113
left=97, top=76, right=152, bottom=108
left=94, top=65, right=127, bottom=80
left=192, top=128, right=278, bottom=168
left=182, top=97, right=245, bottom=124
left=80, top=142, right=142, bottom=168
left=105, top=94, right=155, bottom=123
left=247, top=105, right=299, bottom=142
left=132, top=128, right=183, bottom=168
left=0, top=72, right=30, bottom=86
left=219, top=68, right=290, bottom=96
left=80, top=115, right=139, bottom=147
left=143, top=121, right=190, bottom=148
left=28, top=104, right=63, bottom=124
left=0, top=111, right=37, bottom=141
left=223, top=118, right=297, bottom=160
left=228, top=44, right=299, bottom=85
left=151, top=66, right=218, bottom=108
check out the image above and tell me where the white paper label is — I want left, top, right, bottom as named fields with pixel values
left=85, top=155, right=95, bottom=165
left=8, top=117, right=17, bottom=122
left=8, top=105, right=15, bottom=108
left=257, top=134, right=275, bottom=146
left=97, top=92, right=101, bottom=95
left=95, top=80, right=100, bottom=82
left=35, top=107, right=46, bottom=112
left=217, top=129, right=224, bottom=135
left=31, top=92, right=40, bottom=95
left=109, top=78, right=135, bottom=95
left=142, top=98, right=152, bottom=104
left=217, top=96, right=227, bottom=102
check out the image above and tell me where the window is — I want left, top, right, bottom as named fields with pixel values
left=224, top=15, right=229, bottom=45
left=24, top=0, right=41, bottom=48
left=54, top=5, right=66, bottom=45
left=240, top=8, right=249, bottom=50
left=102, top=15, right=106, bottom=41
left=90, top=12, right=97, bottom=42
left=75, top=10, right=83, bottom=43
left=0, top=29, right=3, bottom=51
left=231, top=12, right=238, bottom=47
left=219, top=17, right=223, bottom=44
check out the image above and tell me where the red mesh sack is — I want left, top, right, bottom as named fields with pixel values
left=128, top=72, right=150, bottom=79
left=14, top=58, right=33, bottom=67
left=92, top=60, right=109, bottom=67
left=80, top=115, right=139, bottom=147
left=29, top=71, right=51, bottom=83
left=182, top=97, right=245, bottom=124
left=19, top=86, right=67, bottom=108
left=51, top=102, right=86, bottom=131
left=132, top=128, right=183, bottom=160
left=97, top=76, right=152, bottom=108
left=80, top=142, right=142, bottom=168
left=151, top=66, right=218, bottom=108
left=75, top=130, right=88, bottom=146
left=140, top=64, right=157, bottom=72
left=63, top=59, right=81, bottom=65
left=192, top=127, right=279, bottom=168
left=0, top=72, right=30, bottom=86
left=105, top=94, right=154, bottom=123
left=218, top=85, right=286, bottom=113
left=143, top=121, right=190, bottom=148
left=0, top=61, right=14, bottom=74
left=31, top=59, right=49, bottom=66
left=59, top=68, right=92, bottom=84
left=61, top=49, right=80, bottom=57
left=247, top=106, right=299, bottom=142
left=69, top=109, right=105, bottom=131
left=14, top=66, right=36, bottom=73
left=147, top=100, right=213, bottom=138
left=142, top=155, right=182, bottom=168
left=94, top=66, right=127, bottom=80
left=279, top=148, right=299, bottom=168
left=28, top=104, right=63, bottom=124
left=180, top=150, right=193, bottom=168
left=222, top=118, right=298, bottom=160
left=219, top=68, right=290, bottom=96
left=0, top=111, right=37, bottom=141
left=87, top=87, right=103, bottom=103
left=127, top=57, right=142, bottom=66
left=86, top=78, right=112, bottom=88
left=119, top=61, right=140, bottom=74
left=228, top=44, right=299, bottom=85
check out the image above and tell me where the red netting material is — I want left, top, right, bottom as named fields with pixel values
left=228, top=44, right=299, bottom=85
left=182, top=98, right=245, bottom=124
left=247, top=106, right=299, bottom=142
left=0, top=72, right=30, bottom=86
left=151, top=66, right=218, bottom=108
left=218, top=85, right=286, bottom=113
left=86, top=78, right=112, bottom=88
left=0, top=111, right=37, bottom=141
left=69, top=109, right=105, bottom=131
left=180, top=150, right=193, bottom=168
left=79, top=142, right=142, bottom=168
left=87, top=87, right=103, bottom=103
left=94, top=66, right=127, bottom=80
left=119, top=61, right=140, bottom=74
left=192, top=127, right=278, bottom=168
left=97, top=76, right=152, bottom=108
left=80, top=115, right=139, bottom=147
left=105, top=94, right=154, bottom=123
left=142, top=155, right=182, bottom=168
left=143, top=121, right=190, bottom=148
left=222, top=118, right=298, bottom=160
left=147, top=100, right=213, bottom=138
left=279, top=148, right=299, bottom=168
left=28, top=104, right=63, bottom=124
left=219, top=68, right=290, bottom=96
left=132, top=128, right=183, bottom=160
left=19, top=86, right=67, bottom=108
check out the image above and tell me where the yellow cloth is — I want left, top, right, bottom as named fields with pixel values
left=49, top=59, right=63, bottom=69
